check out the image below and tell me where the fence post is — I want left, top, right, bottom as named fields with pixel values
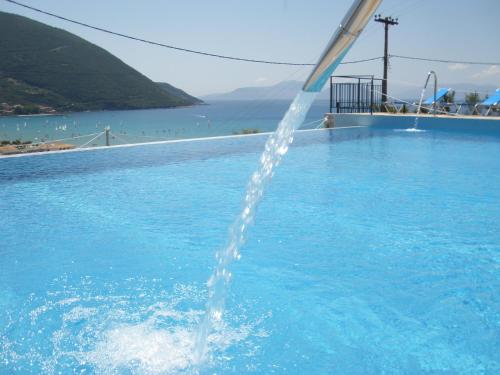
left=105, top=126, right=110, bottom=146
left=357, top=78, right=361, bottom=113
left=329, top=76, right=333, bottom=113
left=370, top=77, right=374, bottom=114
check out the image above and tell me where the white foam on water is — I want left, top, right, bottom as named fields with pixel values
left=1, top=280, right=265, bottom=374
left=394, top=128, right=427, bottom=133
left=83, top=316, right=251, bottom=375
left=87, top=322, right=195, bottom=374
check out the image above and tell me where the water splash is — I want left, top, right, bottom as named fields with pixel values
left=394, top=128, right=426, bottom=133
left=0, top=279, right=264, bottom=374
left=85, top=312, right=250, bottom=374
left=195, top=90, right=318, bottom=361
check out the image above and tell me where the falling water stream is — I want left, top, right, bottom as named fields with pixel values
left=394, top=87, right=428, bottom=133
left=409, top=71, right=437, bottom=132
left=194, top=90, right=318, bottom=361
left=412, top=86, right=428, bottom=130
left=192, top=0, right=382, bottom=363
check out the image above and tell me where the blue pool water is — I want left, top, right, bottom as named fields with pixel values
left=1, top=124, right=499, bottom=374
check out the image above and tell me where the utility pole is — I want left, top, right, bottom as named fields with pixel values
left=374, top=14, right=398, bottom=106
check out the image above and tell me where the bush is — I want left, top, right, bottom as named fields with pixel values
left=465, top=91, right=482, bottom=115
left=13, top=105, right=40, bottom=115
left=444, top=90, right=455, bottom=104
left=233, top=128, right=260, bottom=135
left=465, top=91, right=480, bottom=106
left=0, top=139, right=32, bottom=145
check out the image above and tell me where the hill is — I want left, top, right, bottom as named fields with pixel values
left=156, top=82, right=203, bottom=105
left=0, top=11, right=201, bottom=114
left=201, top=80, right=330, bottom=101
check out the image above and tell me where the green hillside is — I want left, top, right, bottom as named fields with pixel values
left=0, top=11, right=201, bottom=113
left=156, top=82, right=203, bottom=105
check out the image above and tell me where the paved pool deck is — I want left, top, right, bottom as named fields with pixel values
left=354, top=112, right=500, bottom=121
left=329, top=112, right=500, bottom=130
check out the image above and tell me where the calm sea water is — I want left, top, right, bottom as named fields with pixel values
left=0, top=100, right=330, bottom=146
left=1, top=123, right=499, bottom=374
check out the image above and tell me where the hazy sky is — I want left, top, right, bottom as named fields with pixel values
left=2, top=0, right=499, bottom=96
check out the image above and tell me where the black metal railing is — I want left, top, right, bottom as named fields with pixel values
left=329, top=75, right=382, bottom=114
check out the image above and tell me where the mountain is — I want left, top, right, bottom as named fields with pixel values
left=202, top=80, right=330, bottom=101
left=203, top=79, right=497, bottom=103
left=156, top=82, right=203, bottom=105
left=0, top=11, right=201, bottom=114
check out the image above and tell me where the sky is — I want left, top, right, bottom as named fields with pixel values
left=1, top=0, right=499, bottom=97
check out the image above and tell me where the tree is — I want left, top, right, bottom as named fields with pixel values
left=13, top=105, right=40, bottom=115
left=444, top=90, right=455, bottom=103
left=465, top=92, right=481, bottom=115
left=443, top=90, right=455, bottom=113
left=465, top=92, right=480, bottom=105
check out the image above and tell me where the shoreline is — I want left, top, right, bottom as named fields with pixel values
left=0, top=102, right=207, bottom=119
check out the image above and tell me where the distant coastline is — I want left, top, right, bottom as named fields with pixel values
left=0, top=102, right=207, bottom=119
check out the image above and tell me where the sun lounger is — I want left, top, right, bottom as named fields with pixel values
left=413, top=88, right=451, bottom=114
left=422, top=88, right=450, bottom=105
left=475, top=89, right=500, bottom=116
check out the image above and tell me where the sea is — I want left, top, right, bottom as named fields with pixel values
left=0, top=100, right=331, bottom=147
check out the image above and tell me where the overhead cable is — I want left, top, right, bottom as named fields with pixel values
left=4, top=0, right=381, bottom=66
left=390, top=54, right=500, bottom=66
left=5, top=1, right=499, bottom=67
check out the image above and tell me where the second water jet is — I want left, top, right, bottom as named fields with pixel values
left=411, top=70, right=438, bottom=131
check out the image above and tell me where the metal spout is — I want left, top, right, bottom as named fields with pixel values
left=303, top=0, right=382, bottom=92
left=425, top=70, right=438, bottom=115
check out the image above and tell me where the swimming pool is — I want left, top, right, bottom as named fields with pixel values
left=1, top=123, right=499, bottom=374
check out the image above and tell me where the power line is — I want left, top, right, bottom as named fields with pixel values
left=3, top=0, right=380, bottom=66
left=4, top=0, right=499, bottom=68
left=390, top=54, right=500, bottom=66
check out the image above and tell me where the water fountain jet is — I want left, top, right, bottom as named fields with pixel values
left=194, top=0, right=382, bottom=364
left=412, top=70, right=438, bottom=130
